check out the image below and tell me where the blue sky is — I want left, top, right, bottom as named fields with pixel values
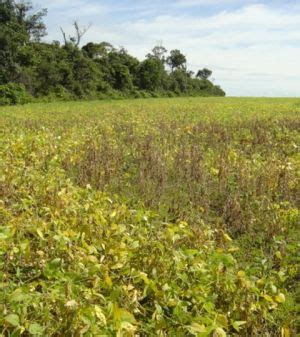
left=31, top=0, right=300, bottom=97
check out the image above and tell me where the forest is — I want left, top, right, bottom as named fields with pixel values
left=0, top=0, right=225, bottom=105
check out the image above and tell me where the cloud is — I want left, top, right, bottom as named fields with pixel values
left=31, top=0, right=300, bottom=97
left=174, top=0, right=240, bottom=7
left=39, top=0, right=108, bottom=18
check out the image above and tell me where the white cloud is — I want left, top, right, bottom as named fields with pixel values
left=174, top=0, right=239, bottom=7
left=32, top=1, right=300, bottom=96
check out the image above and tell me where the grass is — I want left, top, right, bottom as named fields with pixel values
left=0, top=97, right=299, bottom=336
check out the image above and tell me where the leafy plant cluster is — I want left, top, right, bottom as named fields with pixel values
left=0, top=83, right=31, bottom=106
left=0, top=0, right=225, bottom=105
left=0, top=97, right=299, bottom=336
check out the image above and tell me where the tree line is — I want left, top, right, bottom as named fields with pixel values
left=0, top=0, right=225, bottom=105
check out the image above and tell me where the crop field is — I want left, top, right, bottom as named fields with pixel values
left=0, top=97, right=299, bottom=336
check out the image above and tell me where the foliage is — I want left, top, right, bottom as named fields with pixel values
left=146, top=45, right=168, bottom=63
left=167, top=49, right=187, bottom=71
left=0, top=82, right=31, bottom=105
left=0, top=0, right=28, bottom=83
left=137, top=57, right=166, bottom=91
left=0, top=97, right=299, bottom=335
left=13, top=0, right=47, bottom=42
left=197, top=68, right=213, bottom=80
left=0, top=1, right=225, bottom=104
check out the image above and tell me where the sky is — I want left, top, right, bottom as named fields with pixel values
left=31, top=0, right=300, bottom=97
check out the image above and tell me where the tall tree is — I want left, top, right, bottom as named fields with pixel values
left=82, top=42, right=114, bottom=59
left=137, top=57, right=165, bottom=91
left=0, top=0, right=27, bottom=83
left=14, top=1, right=47, bottom=41
left=196, top=68, right=212, bottom=80
left=147, top=44, right=168, bottom=63
left=0, top=0, right=47, bottom=83
left=167, top=49, right=187, bottom=72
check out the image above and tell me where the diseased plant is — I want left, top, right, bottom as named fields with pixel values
left=0, top=97, right=299, bottom=335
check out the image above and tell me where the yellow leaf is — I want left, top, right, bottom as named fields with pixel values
left=211, top=168, right=220, bottom=176
left=94, top=305, right=107, bottom=326
left=263, top=294, right=273, bottom=302
left=36, top=229, right=45, bottom=240
left=111, top=262, right=124, bottom=270
left=114, top=307, right=136, bottom=324
left=110, top=211, right=117, bottom=218
left=228, top=247, right=240, bottom=252
left=104, top=272, right=113, bottom=288
left=275, top=293, right=286, bottom=303
left=223, top=233, right=233, bottom=242
left=189, top=322, right=207, bottom=333
left=281, top=327, right=290, bottom=337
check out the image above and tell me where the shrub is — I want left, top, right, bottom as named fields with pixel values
left=0, top=83, right=32, bottom=106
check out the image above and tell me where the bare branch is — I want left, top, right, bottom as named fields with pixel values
left=73, top=21, right=92, bottom=47
left=60, top=27, right=67, bottom=45
left=60, top=22, right=91, bottom=47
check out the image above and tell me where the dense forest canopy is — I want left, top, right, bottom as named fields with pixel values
left=0, top=0, right=225, bottom=104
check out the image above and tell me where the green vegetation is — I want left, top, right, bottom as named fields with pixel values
left=0, top=83, right=31, bottom=106
left=0, top=97, right=299, bottom=336
left=0, top=0, right=225, bottom=106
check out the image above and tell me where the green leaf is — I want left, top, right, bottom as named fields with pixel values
left=188, top=322, right=207, bottom=335
left=49, top=258, right=62, bottom=267
left=28, top=323, right=44, bottom=335
left=5, top=314, right=20, bottom=327
left=36, top=229, right=45, bottom=240
left=10, top=289, right=31, bottom=303
left=213, top=327, right=226, bottom=337
left=114, top=307, right=136, bottom=324
left=203, top=301, right=215, bottom=313
left=232, top=320, right=247, bottom=332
